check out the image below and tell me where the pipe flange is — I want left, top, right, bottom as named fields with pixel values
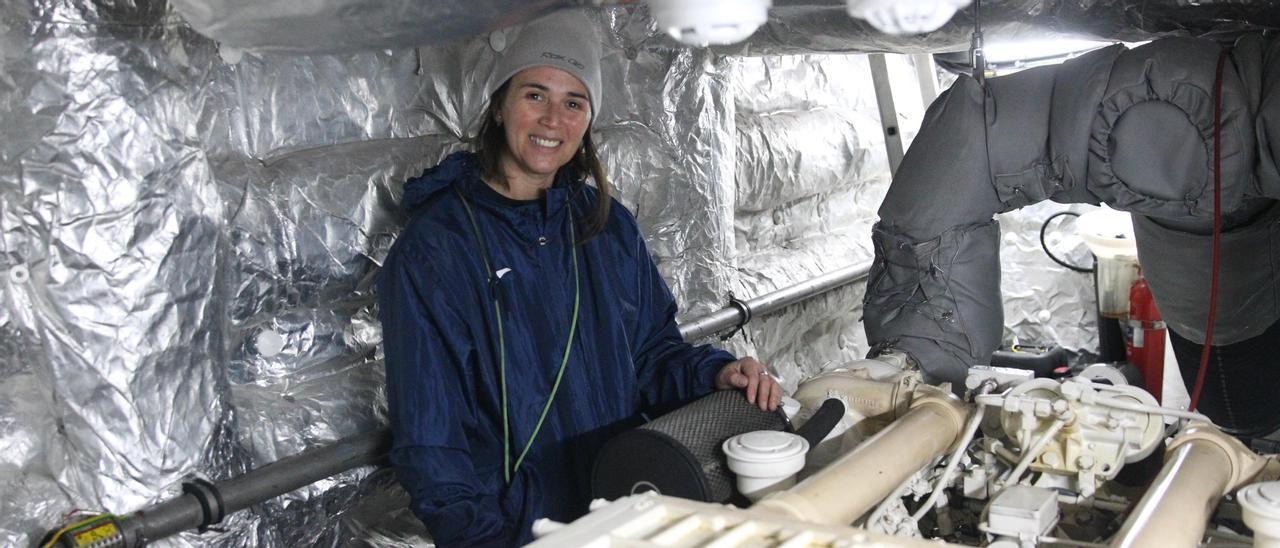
left=908, top=384, right=969, bottom=434
left=1167, top=422, right=1266, bottom=494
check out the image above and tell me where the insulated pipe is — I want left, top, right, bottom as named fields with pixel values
left=115, top=430, right=390, bottom=546
left=679, top=262, right=872, bottom=341
left=866, top=37, right=1280, bottom=391
left=753, top=386, right=970, bottom=525
left=1110, top=422, right=1267, bottom=548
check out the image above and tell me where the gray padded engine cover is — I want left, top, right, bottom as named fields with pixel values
left=1134, top=205, right=1280, bottom=346
left=1256, top=35, right=1280, bottom=199
left=867, top=34, right=1280, bottom=383
left=865, top=221, right=1002, bottom=386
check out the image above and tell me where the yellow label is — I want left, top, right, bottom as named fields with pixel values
left=73, top=522, right=118, bottom=546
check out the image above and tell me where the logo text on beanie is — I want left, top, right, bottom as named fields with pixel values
left=542, top=51, right=585, bottom=70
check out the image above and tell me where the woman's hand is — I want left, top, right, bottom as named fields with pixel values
left=714, top=357, right=782, bottom=411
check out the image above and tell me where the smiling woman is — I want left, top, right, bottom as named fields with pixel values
left=471, top=13, right=613, bottom=239
left=375, top=8, right=782, bottom=548
left=491, top=67, right=592, bottom=200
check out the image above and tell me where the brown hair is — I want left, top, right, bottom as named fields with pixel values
left=474, top=81, right=612, bottom=243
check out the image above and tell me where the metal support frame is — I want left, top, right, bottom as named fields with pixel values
left=869, top=53, right=905, bottom=176
left=910, top=53, right=939, bottom=104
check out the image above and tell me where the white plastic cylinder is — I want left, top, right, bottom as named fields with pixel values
left=722, top=430, right=808, bottom=502
left=1239, top=482, right=1280, bottom=547
left=1077, top=207, right=1139, bottom=318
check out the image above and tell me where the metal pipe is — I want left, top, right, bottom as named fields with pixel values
left=679, top=262, right=872, bottom=341
left=118, top=430, right=390, bottom=546
left=1110, top=422, right=1267, bottom=548
left=754, top=386, right=970, bottom=525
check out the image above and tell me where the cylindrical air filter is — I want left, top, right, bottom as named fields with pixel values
left=592, top=390, right=788, bottom=503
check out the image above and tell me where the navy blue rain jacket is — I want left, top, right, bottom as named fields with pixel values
left=378, top=152, right=736, bottom=547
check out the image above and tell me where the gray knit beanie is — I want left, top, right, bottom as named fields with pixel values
left=487, top=10, right=603, bottom=121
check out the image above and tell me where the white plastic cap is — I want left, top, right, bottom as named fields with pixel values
left=846, top=0, right=972, bottom=35
left=1239, top=482, right=1280, bottom=541
left=649, top=0, right=771, bottom=46
left=723, top=430, right=808, bottom=501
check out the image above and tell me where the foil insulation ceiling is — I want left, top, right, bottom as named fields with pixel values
left=3, top=0, right=1271, bottom=546
left=168, top=0, right=583, bottom=55
left=744, top=0, right=1280, bottom=55
left=169, top=0, right=1280, bottom=55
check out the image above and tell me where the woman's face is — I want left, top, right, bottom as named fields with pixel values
left=495, top=65, right=592, bottom=189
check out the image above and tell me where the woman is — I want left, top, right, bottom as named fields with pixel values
left=378, top=10, right=780, bottom=547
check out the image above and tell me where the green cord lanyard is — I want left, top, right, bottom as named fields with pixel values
left=454, top=185, right=580, bottom=484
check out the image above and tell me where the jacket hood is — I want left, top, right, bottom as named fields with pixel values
left=402, top=151, right=476, bottom=210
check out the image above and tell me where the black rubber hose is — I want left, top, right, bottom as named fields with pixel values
left=1039, top=210, right=1094, bottom=273
left=794, top=398, right=846, bottom=451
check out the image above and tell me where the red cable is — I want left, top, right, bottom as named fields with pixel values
left=1189, top=49, right=1231, bottom=412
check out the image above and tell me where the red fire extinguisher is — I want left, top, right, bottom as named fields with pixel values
left=1126, top=273, right=1166, bottom=402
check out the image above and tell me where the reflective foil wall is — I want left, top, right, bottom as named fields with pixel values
left=722, top=53, right=926, bottom=388
left=2, top=1, right=1098, bottom=546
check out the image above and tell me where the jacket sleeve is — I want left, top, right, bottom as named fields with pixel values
left=378, top=241, right=517, bottom=548
left=629, top=228, right=737, bottom=410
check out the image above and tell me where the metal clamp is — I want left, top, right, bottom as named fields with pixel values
left=720, top=292, right=754, bottom=341
left=181, top=477, right=226, bottom=532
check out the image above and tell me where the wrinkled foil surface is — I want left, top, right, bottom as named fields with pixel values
left=168, top=0, right=1280, bottom=56
left=997, top=203, right=1100, bottom=355
left=1, top=0, right=1258, bottom=545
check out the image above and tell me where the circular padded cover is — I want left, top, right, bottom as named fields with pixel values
left=1110, top=101, right=1207, bottom=203
left=1087, top=38, right=1253, bottom=219
left=592, top=390, right=788, bottom=503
